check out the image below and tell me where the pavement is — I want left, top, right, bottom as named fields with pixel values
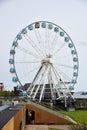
left=24, top=125, right=70, bottom=130
left=48, top=125, right=70, bottom=130
left=24, top=125, right=48, bottom=130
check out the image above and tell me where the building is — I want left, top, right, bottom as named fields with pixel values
left=13, top=83, right=31, bottom=96
left=0, top=83, right=4, bottom=91
left=14, top=87, right=20, bottom=96
left=73, top=91, right=87, bottom=109
left=0, top=101, right=74, bottom=130
left=0, top=103, right=25, bottom=130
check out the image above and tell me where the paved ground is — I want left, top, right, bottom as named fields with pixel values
left=24, top=125, right=49, bottom=130
left=48, top=125, right=70, bottom=130
left=24, top=125, right=70, bottom=130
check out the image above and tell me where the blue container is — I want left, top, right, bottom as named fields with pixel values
left=73, top=57, right=78, bottom=62
left=10, top=49, right=15, bottom=54
left=74, top=65, right=78, bottom=70
left=12, top=77, right=18, bottom=82
left=21, top=28, right=27, bottom=34
left=16, top=34, right=22, bottom=40
left=16, top=85, right=22, bottom=90
left=13, top=41, right=18, bottom=47
left=64, top=37, right=69, bottom=42
left=10, top=68, right=15, bottom=73
left=71, top=50, right=76, bottom=55
left=9, top=59, right=14, bottom=64
left=69, top=86, right=74, bottom=90
left=72, top=79, right=76, bottom=83
left=41, top=23, right=46, bottom=28
left=68, top=43, right=74, bottom=48
left=54, top=27, right=59, bottom=32
left=28, top=25, right=33, bottom=30
left=73, top=72, right=78, bottom=77
left=48, top=24, right=53, bottom=29
left=23, top=92, right=27, bottom=96
left=60, top=32, right=64, bottom=36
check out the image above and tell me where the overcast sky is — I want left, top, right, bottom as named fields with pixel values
left=0, top=0, right=87, bottom=91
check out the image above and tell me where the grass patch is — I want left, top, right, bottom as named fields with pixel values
left=60, top=110, right=87, bottom=124
left=49, top=128, right=60, bottom=130
left=69, top=123, right=87, bottom=130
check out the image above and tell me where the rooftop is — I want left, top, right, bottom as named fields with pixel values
left=0, top=104, right=24, bottom=129
left=73, top=92, right=87, bottom=99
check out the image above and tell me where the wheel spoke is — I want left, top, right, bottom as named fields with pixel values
left=17, top=45, right=41, bottom=59
left=19, top=65, right=40, bottom=80
left=51, top=78, right=61, bottom=97
left=48, top=65, right=55, bottom=100
left=51, top=64, right=66, bottom=96
left=23, top=33, right=44, bottom=58
left=50, top=33, right=59, bottom=54
left=34, top=29, right=46, bottom=57
left=54, top=64, right=72, bottom=82
left=52, top=64, right=71, bottom=96
left=44, top=28, right=51, bottom=55
left=54, top=63, right=73, bottom=69
left=53, top=42, right=66, bottom=56
left=15, top=61, right=40, bottom=64
left=32, top=65, right=48, bottom=99
left=56, top=54, right=72, bottom=59
left=27, top=65, right=43, bottom=93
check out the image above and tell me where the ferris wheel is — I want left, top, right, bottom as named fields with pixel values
left=9, top=21, right=78, bottom=102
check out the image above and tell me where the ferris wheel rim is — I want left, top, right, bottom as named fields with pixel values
left=9, top=21, right=79, bottom=100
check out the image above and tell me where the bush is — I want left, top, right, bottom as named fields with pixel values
left=69, top=123, right=87, bottom=130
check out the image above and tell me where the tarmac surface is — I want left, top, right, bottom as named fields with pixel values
left=24, top=125, right=70, bottom=130
left=48, top=125, right=70, bottom=130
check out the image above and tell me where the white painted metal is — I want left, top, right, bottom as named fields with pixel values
left=9, top=21, right=78, bottom=102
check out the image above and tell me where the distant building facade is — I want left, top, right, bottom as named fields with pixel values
left=14, top=87, right=20, bottom=96
left=73, top=92, right=87, bottom=109
left=0, top=83, right=4, bottom=91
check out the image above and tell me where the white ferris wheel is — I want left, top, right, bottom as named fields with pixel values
left=9, top=21, right=78, bottom=102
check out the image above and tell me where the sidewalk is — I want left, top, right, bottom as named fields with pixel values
left=24, top=125, right=70, bottom=130
left=24, top=125, right=49, bottom=130
left=48, top=125, right=70, bottom=130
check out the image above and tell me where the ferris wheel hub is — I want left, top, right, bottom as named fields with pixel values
left=41, top=54, right=52, bottom=65
left=41, top=59, right=50, bottom=65
left=46, top=54, right=52, bottom=58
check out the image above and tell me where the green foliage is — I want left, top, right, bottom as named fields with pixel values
left=39, top=101, right=50, bottom=107
left=69, top=123, right=87, bottom=130
left=61, top=110, right=87, bottom=124
left=0, top=90, right=14, bottom=97
left=49, top=128, right=60, bottom=130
